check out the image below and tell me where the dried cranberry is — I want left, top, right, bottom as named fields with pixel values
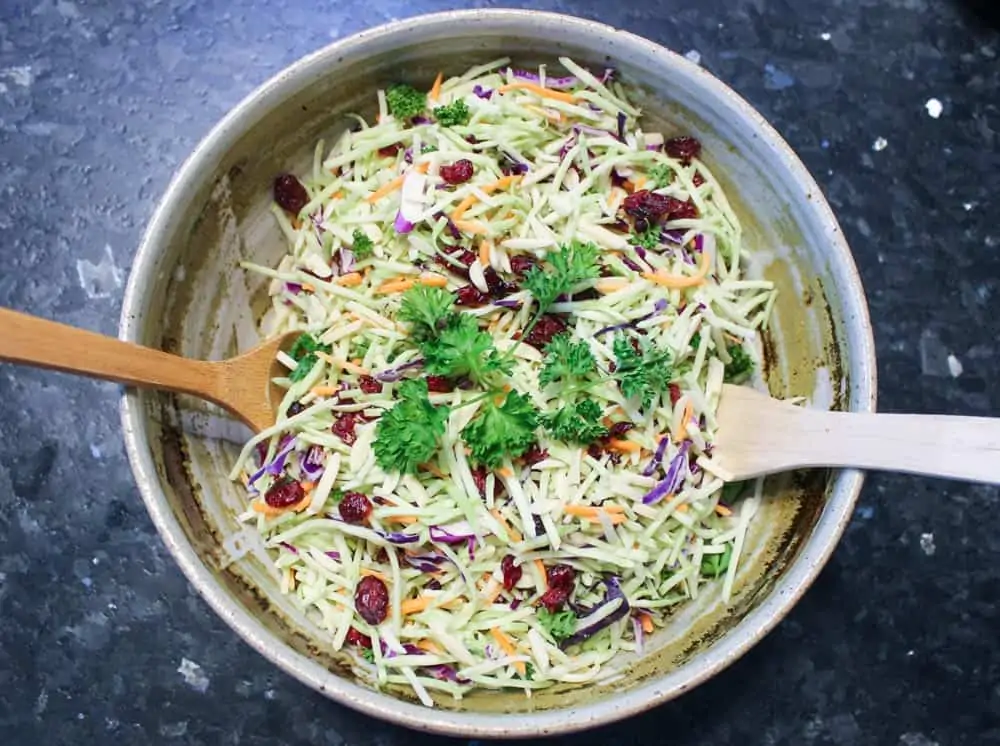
left=425, top=376, right=455, bottom=393
left=338, top=491, right=373, bottom=525
left=607, top=421, right=635, bottom=439
left=355, top=576, right=389, bottom=625
left=373, top=547, right=389, bottom=564
left=286, top=401, right=305, bottom=417
left=454, top=284, right=490, bottom=307
left=501, top=555, right=522, bottom=591
left=692, top=171, right=705, bottom=187
left=669, top=384, right=682, bottom=406
left=522, top=314, right=567, bottom=349
left=254, top=441, right=269, bottom=464
left=569, top=287, right=599, bottom=302
left=587, top=442, right=604, bottom=460
left=483, top=267, right=516, bottom=298
left=509, top=255, right=537, bottom=277
left=358, top=375, right=383, bottom=394
left=425, top=579, right=442, bottom=591
left=273, top=174, right=309, bottom=215
left=332, top=413, right=360, bottom=445
left=440, top=159, right=474, bottom=185
left=264, top=479, right=305, bottom=509
left=378, top=143, right=402, bottom=158
left=345, top=627, right=372, bottom=648
left=471, top=465, right=488, bottom=498
left=664, top=136, right=702, bottom=164
left=538, top=586, right=570, bottom=612
left=433, top=248, right=477, bottom=281
left=608, top=452, right=623, bottom=466
left=547, top=564, right=575, bottom=590
left=523, top=445, right=549, bottom=466
left=667, top=199, right=699, bottom=221
left=623, top=190, right=675, bottom=222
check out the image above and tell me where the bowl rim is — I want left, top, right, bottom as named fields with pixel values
left=119, top=8, right=877, bottom=737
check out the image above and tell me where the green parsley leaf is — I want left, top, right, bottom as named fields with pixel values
left=386, top=84, right=427, bottom=120
left=523, top=241, right=600, bottom=313
left=462, top=391, right=538, bottom=468
left=538, top=334, right=596, bottom=386
left=522, top=662, right=535, bottom=681
left=329, top=489, right=345, bottom=505
left=418, top=312, right=512, bottom=385
left=537, top=608, right=577, bottom=643
left=612, top=334, right=673, bottom=409
left=398, top=285, right=455, bottom=341
left=351, top=229, right=374, bottom=260
left=421, top=145, right=438, bottom=153
left=630, top=223, right=661, bottom=251
left=433, top=100, right=470, bottom=127
left=361, top=647, right=375, bottom=663
left=721, top=480, right=748, bottom=504
left=701, top=544, right=733, bottom=578
left=373, top=379, right=448, bottom=474
left=349, top=334, right=372, bottom=360
left=539, top=399, right=608, bottom=444
left=287, top=333, right=331, bottom=383
left=648, top=163, right=673, bottom=189
left=723, top=344, right=754, bottom=384
left=690, top=331, right=702, bottom=350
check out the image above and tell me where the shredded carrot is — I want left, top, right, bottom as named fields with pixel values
left=365, top=162, right=430, bottom=203
left=301, top=481, right=316, bottom=494
left=498, top=81, right=576, bottom=104
left=301, top=282, right=315, bottom=293
left=675, top=401, right=694, bottom=443
left=595, top=278, right=628, bottom=294
left=453, top=219, right=488, bottom=235
left=335, top=272, right=363, bottom=287
left=639, top=612, right=655, bottom=634
left=633, top=175, right=647, bottom=191
left=622, top=179, right=636, bottom=193
left=607, top=438, right=642, bottom=453
left=675, top=503, right=689, bottom=513
left=496, top=466, right=513, bottom=479
left=642, top=250, right=712, bottom=289
left=361, top=568, right=391, bottom=583
left=429, top=71, right=443, bottom=101
left=331, top=190, right=344, bottom=199
left=534, top=559, right=548, bottom=590
left=489, top=627, right=526, bottom=676
left=376, top=279, right=416, bottom=294
left=482, top=580, right=504, bottom=605
left=490, top=509, right=522, bottom=542
left=715, top=503, right=734, bottom=517
left=450, top=175, right=520, bottom=220
left=415, top=639, right=443, bottom=655
left=251, top=493, right=311, bottom=516
left=564, top=504, right=627, bottom=525
left=320, top=355, right=370, bottom=376
left=420, top=462, right=450, bottom=480
left=290, top=217, right=303, bottom=229
left=384, top=515, right=419, bottom=525
left=310, top=385, right=340, bottom=397
left=418, top=273, right=449, bottom=288
left=401, top=596, right=432, bottom=615
left=478, top=240, right=493, bottom=267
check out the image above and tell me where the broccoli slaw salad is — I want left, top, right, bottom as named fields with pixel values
left=230, top=58, right=776, bottom=706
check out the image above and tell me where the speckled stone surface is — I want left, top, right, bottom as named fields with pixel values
left=0, top=1, right=998, bottom=744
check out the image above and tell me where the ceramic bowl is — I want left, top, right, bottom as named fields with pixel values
left=119, top=9, right=876, bottom=737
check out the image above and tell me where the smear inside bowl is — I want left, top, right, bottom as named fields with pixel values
left=120, top=10, right=873, bottom=736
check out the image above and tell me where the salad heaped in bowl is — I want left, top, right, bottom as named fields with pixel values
left=230, top=57, right=776, bottom=706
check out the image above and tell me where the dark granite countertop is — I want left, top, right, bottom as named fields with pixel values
left=1, top=1, right=998, bottom=744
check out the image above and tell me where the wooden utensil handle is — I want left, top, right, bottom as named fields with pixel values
left=0, top=307, right=223, bottom=402
left=776, top=408, right=1000, bottom=484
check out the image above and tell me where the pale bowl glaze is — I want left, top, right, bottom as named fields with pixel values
left=119, top=9, right=876, bottom=737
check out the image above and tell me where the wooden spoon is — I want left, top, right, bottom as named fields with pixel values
left=714, top=384, right=1000, bottom=484
left=0, top=307, right=297, bottom=433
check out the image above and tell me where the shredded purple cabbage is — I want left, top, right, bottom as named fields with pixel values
left=300, top=445, right=326, bottom=481
left=559, top=133, right=578, bottom=160
left=632, top=615, right=645, bottom=654
left=510, top=68, right=578, bottom=90
left=621, top=255, right=644, bottom=273
left=616, top=112, right=627, bottom=142
left=279, top=542, right=298, bottom=554
left=411, top=115, right=432, bottom=125
left=324, top=550, right=341, bottom=561
left=429, top=521, right=476, bottom=545
left=394, top=210, right=415, bottom=234
left=594, top=299, right=669, bottom=337
left=285, top=282, right=303, bottom=295
left=248, top=436, right=295, bottom=487
left=378, top=530, right=420, bottom=545
left=646, top=143, right=663, bottom=152
left=694, top=234, right=704, bottom=252
left=404, top=553, right=448, bottom=573
left=434, top=211, right=462, bottom=239
left=662, top=230, right=686, bottom=246
left=642, top=442, right=690, bottom=505
left=339, top=248, right=355, bottom=274
left=423, top=663, right=469, bottom=683
left=562, top=576, right=630, bottom=648
left=472, top=84, right=493, bottom=100
left=642, top=435, right=670, bottom=477
left=599, top=68, right=615, bottom=84
left=374, top=359, right=424, bottom=383
left=492, top=298, right=521, bottom=309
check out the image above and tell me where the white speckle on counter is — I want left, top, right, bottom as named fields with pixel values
left=1, top=65, right=34, bottom=87
left=76, top=245, right=123, bottom=299
left=900, top=733, right=940, bottom=746
left=820, top=32, right=831, bottom=41
left=872, top=137, right=888, bottom=152
left=963, top=202, right=975, bottom=211
left=925, top=98, right=943, bottom=118
left=684, top=50, right=702, bottom=65
left=947, top=354, right=963, bottom=378
left=919, top=533, right=936, bottom=556
left=177, top=658, right=210, bottom=693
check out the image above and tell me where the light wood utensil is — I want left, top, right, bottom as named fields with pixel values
left=0, top=307, right=296, bottom=433
left=714, top=383, right=1000, bottom=484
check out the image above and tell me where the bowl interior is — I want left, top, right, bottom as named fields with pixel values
left=120, top=11, right=874, bottom=736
